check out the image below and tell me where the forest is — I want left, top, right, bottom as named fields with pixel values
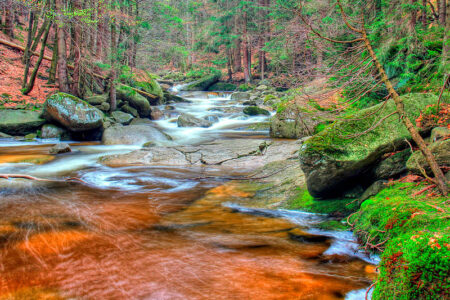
left=0, top=0, right=449, bottom=299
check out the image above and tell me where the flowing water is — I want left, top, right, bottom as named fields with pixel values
left=0, top=91, right=377, bottom=299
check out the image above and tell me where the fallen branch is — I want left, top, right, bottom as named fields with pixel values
left=412, top=184, right=436, bottom=197
left=366, top=282, right=376, bottom=300
left=0, top=174, right=87, bottom=184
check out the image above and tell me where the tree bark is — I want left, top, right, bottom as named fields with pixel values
left=410, top=0, right=418, bottom=32
left=363, top=30, right=448, bottom=196
left=440, top=0, right=447, bottom=25
left=23, top=21, right=52, bottom=95
left=422, top=0, right=427, bottom=26
left=55, top=0, right=70, bottom=93
left=71, top=0, right=82, bottom=97
left=443, top=0, right=450, bottom=73
left=22, top=11, right=36, bottom=88
left=4, top=0, right=14, bottom=38
left=242, top=9, right=251, bottom=83
left=48, top=30, right=58, bottom=84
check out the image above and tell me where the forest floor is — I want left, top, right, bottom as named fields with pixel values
left=0, top=32, right=56, bottom=108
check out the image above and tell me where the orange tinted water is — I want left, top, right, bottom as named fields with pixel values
left=0, top=144, right=375, bottom=299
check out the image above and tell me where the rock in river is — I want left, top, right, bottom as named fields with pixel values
left=111, top=111, right=134, bottom=125
left=177, top=113, right=213, bottom=128
left=243, top=106, right=270, bottom=116
left=43, top=92, right=104, bottom=132
left=116, top=85, right=152, bottom=117
left=299, top=93, right=438, bottom=199
left=102, top=124, right=171, bottom=146
left=0, top=110, right=45, bottom=135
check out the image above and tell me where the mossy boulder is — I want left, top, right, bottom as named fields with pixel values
left=0, top=110, right=45, bottom=135
left=111, top=111, right=134, bottom=125
left=181, top=72, right=221, bottom=91
left=270, top=104, right=330, bottom=139
left=40, top=124, right=68, bottom=139
left=116, top=85, right=152, bottom=117
left=134, top=79, right=164, bottom=105
left=208, top=82, right=236, bottom=91
left=299, top=93, right=439, bottom=199
left=231, top=92, right=251, bottom=101
left=85, top=94, right=108, bottom=105
left=406, top=139, right=450, bottom=176
left=243, top=106, right=270, bottom=116
left=43, top=93, right=104, bottom=132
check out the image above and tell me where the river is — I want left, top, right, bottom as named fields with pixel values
left=0, top=90, right=377, bottom=299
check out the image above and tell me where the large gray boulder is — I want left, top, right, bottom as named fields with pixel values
left=43, top=92, right=104, bottom=132
left=102, top=124, right=171, bottom=146
left=116, top=85, right=152, bottom=117
left=177, top=113, right=213, bottom=128
left=407, top=139, right=450, bottom=176
left=299, top=94, right=439, bottom=199
left=40, top=124, right=67, bottom=139
left=0, top=110, right=45, bottom=135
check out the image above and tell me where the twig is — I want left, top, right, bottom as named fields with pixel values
left=436, top=74, right=450, bottom=114
left=366, top=282, right=376, bottom=300
left=412, top=184, right=436, bottom=197
left=0, top=174, right=87, bottom=184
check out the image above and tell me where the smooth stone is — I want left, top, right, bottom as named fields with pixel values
left=0, top=110, right=45, bottom=135
left=111, top=111, right=134, bottom=125
left=40, top=124, right=67, bottom=139
left=49, top=143, right=71, bottom=154
left=177, top=113, right=213, bottom=128
left=102, top=124, right=171, bottom=146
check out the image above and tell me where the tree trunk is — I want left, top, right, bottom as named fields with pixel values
left=363, top=31, right=448, bottom=196
left=109, top=70, right=117, bottom=112
left=22, top=11, right=35, bottom=88
left=55, top=0, right=70, bottom=93
left=31, top=18, right=50, bottom=53
left=71, top=0, right=82, bottom=97
left=440, top=0, right=447, bottom=25
left=443, top=0, right=450, bottom=73
left=410, top=0, right=418, bottom=32
left=226, top=47, right=233, bottom=81
left=422, top=0, right=427, bottom=26
left=23, top=21, right=52, bottom=95
left=4, top=0, right=14, bottom=38
left=233, top=15, right=242, bottom=72
left=48, top=30, right=58, bottom=84
left=242, top=10, right=251, bottom=83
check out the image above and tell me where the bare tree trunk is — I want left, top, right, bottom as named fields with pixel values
left=4, top=0, right=14, bottom=38
left=71, top=0, right=82, bottom=96
left=22, top=11, right=35, bottom=88
left=242, top=9, right=251, bottom=83
left=109, top=70, right=116, bottom=112
left=443, top=0, right=450, bottom=73
left=48, top=30, right=58, bottom=84
left=233, top=15, right=242, bottom=73
left=422, top=0, right=427, bottom=26
left=410, top=0, right=418, bottom=32
left=55, top=0, right=70, bottom=93
left=23, top=21, right=52, bottom=95
left=363, top=31, right=448, bottom=196
left=440, top=0, right=447, bottom=24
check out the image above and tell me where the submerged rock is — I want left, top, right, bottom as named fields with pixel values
left=299, top=93, right=438, bottom=198
left=116, top=85, right=152, bottom=117
left=231, top=92, right=251, bottom=101
left=43, top=92, right=104, bottom=132
left=49, top=143, right=71, bottom=154
left=0, top=110, right=45, bottom=135
left=102, top=124, right=171, bottom=146
left=177, top=113, right=213, bottom=128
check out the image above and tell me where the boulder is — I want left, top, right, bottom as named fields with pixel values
left=207, top=82, right=237, bottom=91
left=243, top=100, right=257, bottom=106
left=270, top=105, right=329, bottom=139
left=134, top=79, right=164, bottom=105
left=371, top=149, right=412, bottom=180
left=85, top=94, right=108, bottom=105
left=0, top=110, right=45, bottom=135
left=130, top=118, right=153, bottom=125
left=96, top=102, right=110, bottom=112
left=121, top=104, right=139, bottom=118
left=406, top=139, right=450, bottom=175
left=150, top=107, right=164, bottom=120
left=0, top=132, right=12, bottom=138
left=177, top=113, right=213, bottom=128
left=40, top=124, right=67, bottom=139
left=430, top=127, right=450, bottom=142
left=111, top=111, right=134, bottom=125
left=116, top=85, right=152, bottom=117
left=181, top=72, right=221, bottom=91
left=299, top=93, right=438, bottom=199
left=43, top=92, right=104, bottom=132
left=243, top=106, right=270, bottom=116
left=256, top=85, right=268, bottom=91
left=231, top=92, right=251, bottom=101
left=49, top=143, right=71, bottom=154
left=102, top=124, right=171, bottom=146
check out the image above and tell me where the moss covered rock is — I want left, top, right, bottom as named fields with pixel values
left=85, top=94, right=108, bottom=105
left=270, top=104, right=330, bottom=139
left=299, top=93, right=438, bottom=198
left=116, top=85, right=152, bottom=117
left=43, top=93, right=104, bottom=132
left=243, top=106, right=270, bottom=116
left=134, top=78, right=164, bottom=105
left=40, top=124, right=68, bottom=139
left=208, top=82, right=236, bottom=91
left=406, top=139, right=450, bottom=176
left=0, top=110, right=45, bottom=135
left=181, top=72, right=221, bottom=91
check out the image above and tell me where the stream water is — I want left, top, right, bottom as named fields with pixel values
left=0, top=91, right=377, bottom=299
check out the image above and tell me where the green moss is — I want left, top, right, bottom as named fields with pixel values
left=351, top=183, right=450, bottom=299
left=238, top=84, right=253, bottom=91
left=285, top=188, right=359, bottom=216
left=207, top=82, right=236, bottom=91
left=302, top=93, right=440, bottom=161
